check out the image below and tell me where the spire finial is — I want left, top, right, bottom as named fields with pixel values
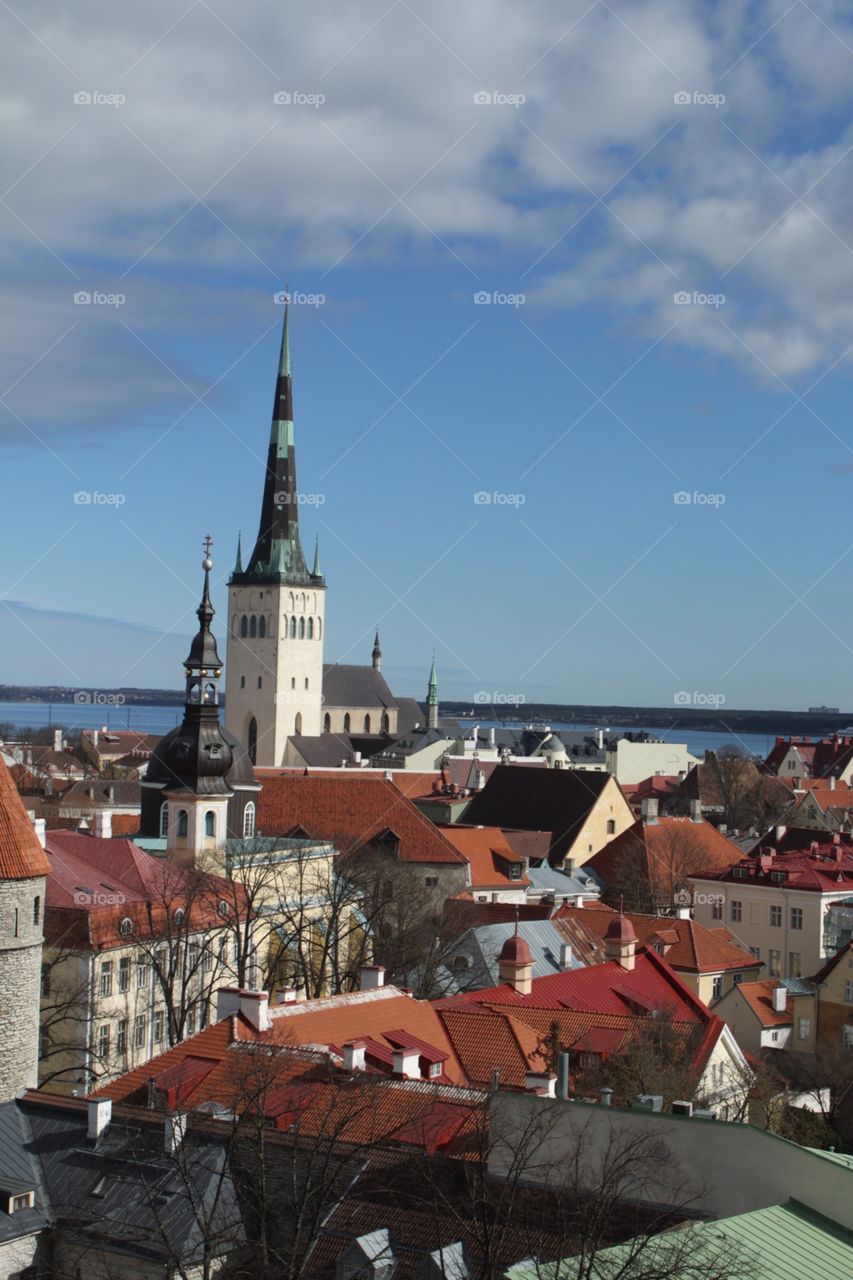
left=280, top=289, right=291, bottom=378
left=311, top=534, right=322, bottom=578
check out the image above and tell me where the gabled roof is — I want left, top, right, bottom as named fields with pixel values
left=461, top=767, right=617, bottom=863
left=552, top=906, right=760, bottom=974
left=586, top=816, right=742, bottom=900
left=257, top=774, right=467, bottom=865
left=322, top=664, right=398, bottom=710
left=810, top=939, right=853, bottom=984
left=0, top=758, right=51, bottom=879
left=693, top=841, right=853, bottom=894
left=439, top=825, right=529, bottom=888
left=724, top=980, right=793, bottom=1028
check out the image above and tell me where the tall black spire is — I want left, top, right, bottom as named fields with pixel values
left=372, top=627, right=382, bottom=672
left=236, top=301, right=322, bottom=586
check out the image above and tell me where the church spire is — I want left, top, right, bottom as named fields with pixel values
left=233, top=531, right=243, bottom=575
left=372, top=627, right=382, bottom=672
left=237, top=298, right=312, bottom=585
left=311, top=535, right=322, bottom=579
left=426, top=655, right=439, bottom=730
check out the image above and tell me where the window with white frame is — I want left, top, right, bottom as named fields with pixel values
left=99, top=961, right=113, bottom=998
left=134, top=1015, right=147, bottom=1049
left=118, top=956, right=130, bottom=992
left=770, top=904, right=782, bottom=927
left=243, top=802, right=256, bottom=838
left=845, top=981, right=853, bottom=1003
left=711, top=898, right=723, bottom=921
left=790, top=907, right=803, bottom=930
left=711, top=975, right=723, bottom=1000
left=97, top=1024, right=110, bottom=1059
left=843, top=1024, right=853, bottom=1050
left=730, top=900, right=742, bottom=923
left=798, top=1016, right=810, bottom=1040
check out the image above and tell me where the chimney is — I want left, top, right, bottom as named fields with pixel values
left=342, top=1041, right=366, bottom=1071
left=557, top=1052, right=570, bottom=1101
left=775, top=824, right=786, bottom=843
left=215, top=988, right=272, bottom=1032
left=599, top=1086, right=613, bottom=1107
left=92, top=729, right=99, bottom=747
left=559, top=942, right=573, bottom=970
left=274, top=988, right=298, bottom=1005
left=392, top=1047, right=421, bottom=1079
left=29, top=814, right=46, bottom=847
left=477, top=768, right=486, bottom=790
left=772, top=986, right=787, bottom=1013
left=489, top=727, right=496, bottom=748
left=689, top=799, right=702, bottom=823
left=87, top=1098, right=112, bottom=1140
left=641, top=797, right=659, bottom=824
left=53, top=728, right=62, bottom=752
left=360, top=965, right=386, bottom=991
left=94, top=811, right=112, bottom=840
left=384, top=770, right=394, bottom=781
left=106, top=785, right=115, bottom=803
left=524, top=1071, right=557, bottom=1097
left=164, top=1112, right=187, bottom=1155
left=830, top=776, right=837, bottom=791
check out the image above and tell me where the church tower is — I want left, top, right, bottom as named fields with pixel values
left=225, top=303, right=326, bottom=764
left=0, top=759, right=50, bottom=1099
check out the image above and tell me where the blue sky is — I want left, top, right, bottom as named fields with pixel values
left=3, top=1, right=853, bottom=711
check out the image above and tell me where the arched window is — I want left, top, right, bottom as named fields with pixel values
left=317, top=617, right=322, bottom=640
left=240, top=615, right=248, bottom=638
left=290, top=617, right=296, bottom=638
left=308, top=617, right=314, bottom=640
left=323, top=713, right=331, bottom=733
left=240, top=676, right=245, bottom=688
left=364, top=714, right=371, bottom=733
left=203, top=682, right=216, bottom=704
left=204, top=811, right=216, bottom=838
left=298, top=617, right=305, bottom=639
left=120, top=917, right=133, bottom=937
left=343, top=713, right=351, bottom=733
left=249, top=615, right=257, bottom=638
left=268, top=616, right=275, bottom=638
left=295, top=713, right=303, bottom=734
left=159, top=802, right=169, bottom=837
left=258, top=615, right=266, bottom=638
left=174, top=908, right=186, bottom=926
left=248, top=717, right=258, bottom=765
left=177, top=810, right=188, bottom=838
left=381, top=712, right=390, bottom=734
left=243, top=802, right=256, bottom=838
left=282, top=615, right=288, bottom=637
left=33, top=895, right=40, bottom=926
left=218, top=899, right=230, bottom=918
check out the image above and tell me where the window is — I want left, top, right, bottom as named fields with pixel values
left=249, top=615, right=257, bottom=638
left=116, top=1019, right=127, bottom=1055
left=798, top=1017, right=811, bottom=1040
left=790, top=907, right=803, bottom=930
left=134, top=1015, right=147, bottom=1049
left=243, top=802, right=255, bottom=838
left=10, top=1192, right=34, bottom=1213
left=732, top=972, right=743, bottom=985
left=204, top=811, right=216, bottom=839
left=174, top=907, right=186, bottom=927
left=789, top=953, right=802, bottom=978
left=711, top=898, right=723, bottom=921
left=33, top=895, right=40, bottom=925
left=187, top=942, right=199, bottom=974
left=119, top=917, right=133, bottom=937
left=730, top=900, right=742, bottom=923
left=606, top=819, right=616, bottom=835
left=749, top=947, right=761, bottom=960
left=843, top=1025, right=853, bottom=1050
left=177, top=809, right=188, bottom=838
left=425, top=876, right=439, bottom=887
left=199, top=1001, right=209, bottom=1030
left=258, top=615, right=266, bottom=638
left=153, top=1010, right=164, bottom=1045
left=364, top=714, right=371, bottom=733
left=770, top=904, right=782, bottom=927
left=290, top=617, right=296, bottom=638
left=429, top=1062, right=442, bottom=1078
left=381, top=712, right=390, bottom=734
left=248, top=716, right=258, bottom=765
left=118, top=956, right=130, bottom=992
left=202, top=945, right=213, bottom=971
left=136, top=957, right=148, bottom=988
left=257, top=676, right=262, bottom=689
left=769, top=949, right=781, bottom=978
left=770, top=1031, right=779, bottom=1042
left=187, top=1006, right=197, bottom=1036
left=298, top=617, right=305, bottom=639
left=240, top=615, right=248, bottom=638
left=41, top=963, right=50, bottom=997
left=845, top=981, right=853, bottom=1003
left=97, top=1023, right=110, bottom=1058
left=323, top=713, right=331, bottom=733
left=159, top=803, right=169, bottom=838
left=99, top=961, right=113, bottom=998
left=240, top=676, right=245, bottom=688
left=711, top=975, right=723, bottom=1000
left=343, top=713, right=351, bottom=733
left=308, top=617, right=314, bottom=639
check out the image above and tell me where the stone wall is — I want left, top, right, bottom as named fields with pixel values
left=0, top=875, right=45, bottom=1100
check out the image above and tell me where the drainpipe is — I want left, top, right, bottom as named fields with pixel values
left=557, top=1052, right=570, bottom=1101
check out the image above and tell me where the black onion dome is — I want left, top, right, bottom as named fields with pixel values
left=146, top=724, right=257, bottom=796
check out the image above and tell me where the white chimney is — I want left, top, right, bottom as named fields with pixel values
left=392, top=1047, right=421, bottom=1079
left=524, top=1071, right=557, bottom=1097
left=598, top=729, right=604, bottom=750
left=489, top=727, right=496, bottom=748
left=559, top=942, right=573, bottom=969
left=53, top=728, right=63, bottom=752
left=360, top=965, right=385, bottom=991
left=830, top=776, right=837, bottom=791
left=772, top=986, right=787, bottom=1013
left=275, top=988, right=298, bottom=1005
left=87, top=1098, right=112, bottom=1140
left=94, top=811, right=112, bottom=840
left=689, top=799, right=702, bottom=823
left=384, top=770, right=394, bottom=781
left=165, top=1112, right=187, bottom=1155
left=92, top=729, right=99, bottom=747
left=215, top=988, right=271, bottom=1032
left=29, top=814, right=46, bottom=847
left=641, top=797, right=659, bottom=823
left=342, top=1041, right=367, bottom=1071
left=775, top=824, right=786, bottom=843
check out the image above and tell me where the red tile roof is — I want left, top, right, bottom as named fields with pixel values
left=257, top=774, right=467, bottom=865
left=438, top=825, right=529, bottom=888
left=586, top=816, right=743, bottom=901
left=732, top=980, right=793, bottom=1028
left=0, top=758, right=51, bottom=879
left=692, top=843, right=853, bottom=894
left=552, top=906, right=761, bottom=974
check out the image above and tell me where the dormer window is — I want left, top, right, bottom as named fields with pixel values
left=733, top=867, right=747, bottom=879
left=1, top=1189, right=34, bottom=1213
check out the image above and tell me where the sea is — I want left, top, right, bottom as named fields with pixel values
left=0, top=701, right=783, bottom=758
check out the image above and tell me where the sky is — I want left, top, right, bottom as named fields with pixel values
left=2, top=1, right=853, bottom=712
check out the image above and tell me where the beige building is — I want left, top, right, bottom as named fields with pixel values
left=606, top=737, right=700, bottom=785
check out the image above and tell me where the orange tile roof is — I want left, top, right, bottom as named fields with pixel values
left=438, top=825, right=529, bottom=888
left=552, top=906, right=760, bottom=974
left=0, top=758, right=51, bottom=879
left=734, top=980, right=793, bottom=1028
left=586, top=817, right=742, bottom=901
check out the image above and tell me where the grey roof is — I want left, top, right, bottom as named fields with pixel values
left=525, top=864, right=601, bottom=899
left=392, top=697, right=425, bottom=736
left=0, top=1101, right=51, bottom=1243
left=452, top=919, right=583, bottom=988
left=60, top=780, right=141, bottom=807
left=322, top=665, right=397, bottom=710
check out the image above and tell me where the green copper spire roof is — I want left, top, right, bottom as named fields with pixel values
left=311, top=535, right=321, bottom=577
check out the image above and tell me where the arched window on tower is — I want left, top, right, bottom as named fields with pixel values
left=364, top=714, right=371, bottom=733
left=290, top=617, right=297, bottom=638
left=258, top=615, right=266, bottom=638
left=204, top=811, right=216, bottom=839
left=308, top=617, right=314, bottom=640
left=298, top=617, right=305, bottom=639
left=203, top=682, right=216, bottom=704
left=249, top=615, right=257, bottom=639
left=317, top=617, right=322, bottom=640
left=159, top=802, right=169, bottom=838
left=268, top=616, right=275, bottom=638
left=381, top=712, right=390, bottom=734
left=282, top=615, right=288, bottom=637
left=177, top=810, right=188, bottom=838
left=323, top=713, right=331, bottom=733
left=243, top=802, right=256, bottom=838
left=343, top=713, right=351, bottom=733
left=33, top=895, right=40, bottom=926
left=240, top=615, right=248, bottom=638
left=295, top=713, right=303, bottom=734
left=248, top=717, right=258, bottom=765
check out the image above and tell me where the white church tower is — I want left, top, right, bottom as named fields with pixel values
left=225, top=304, right=326, bottom=765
